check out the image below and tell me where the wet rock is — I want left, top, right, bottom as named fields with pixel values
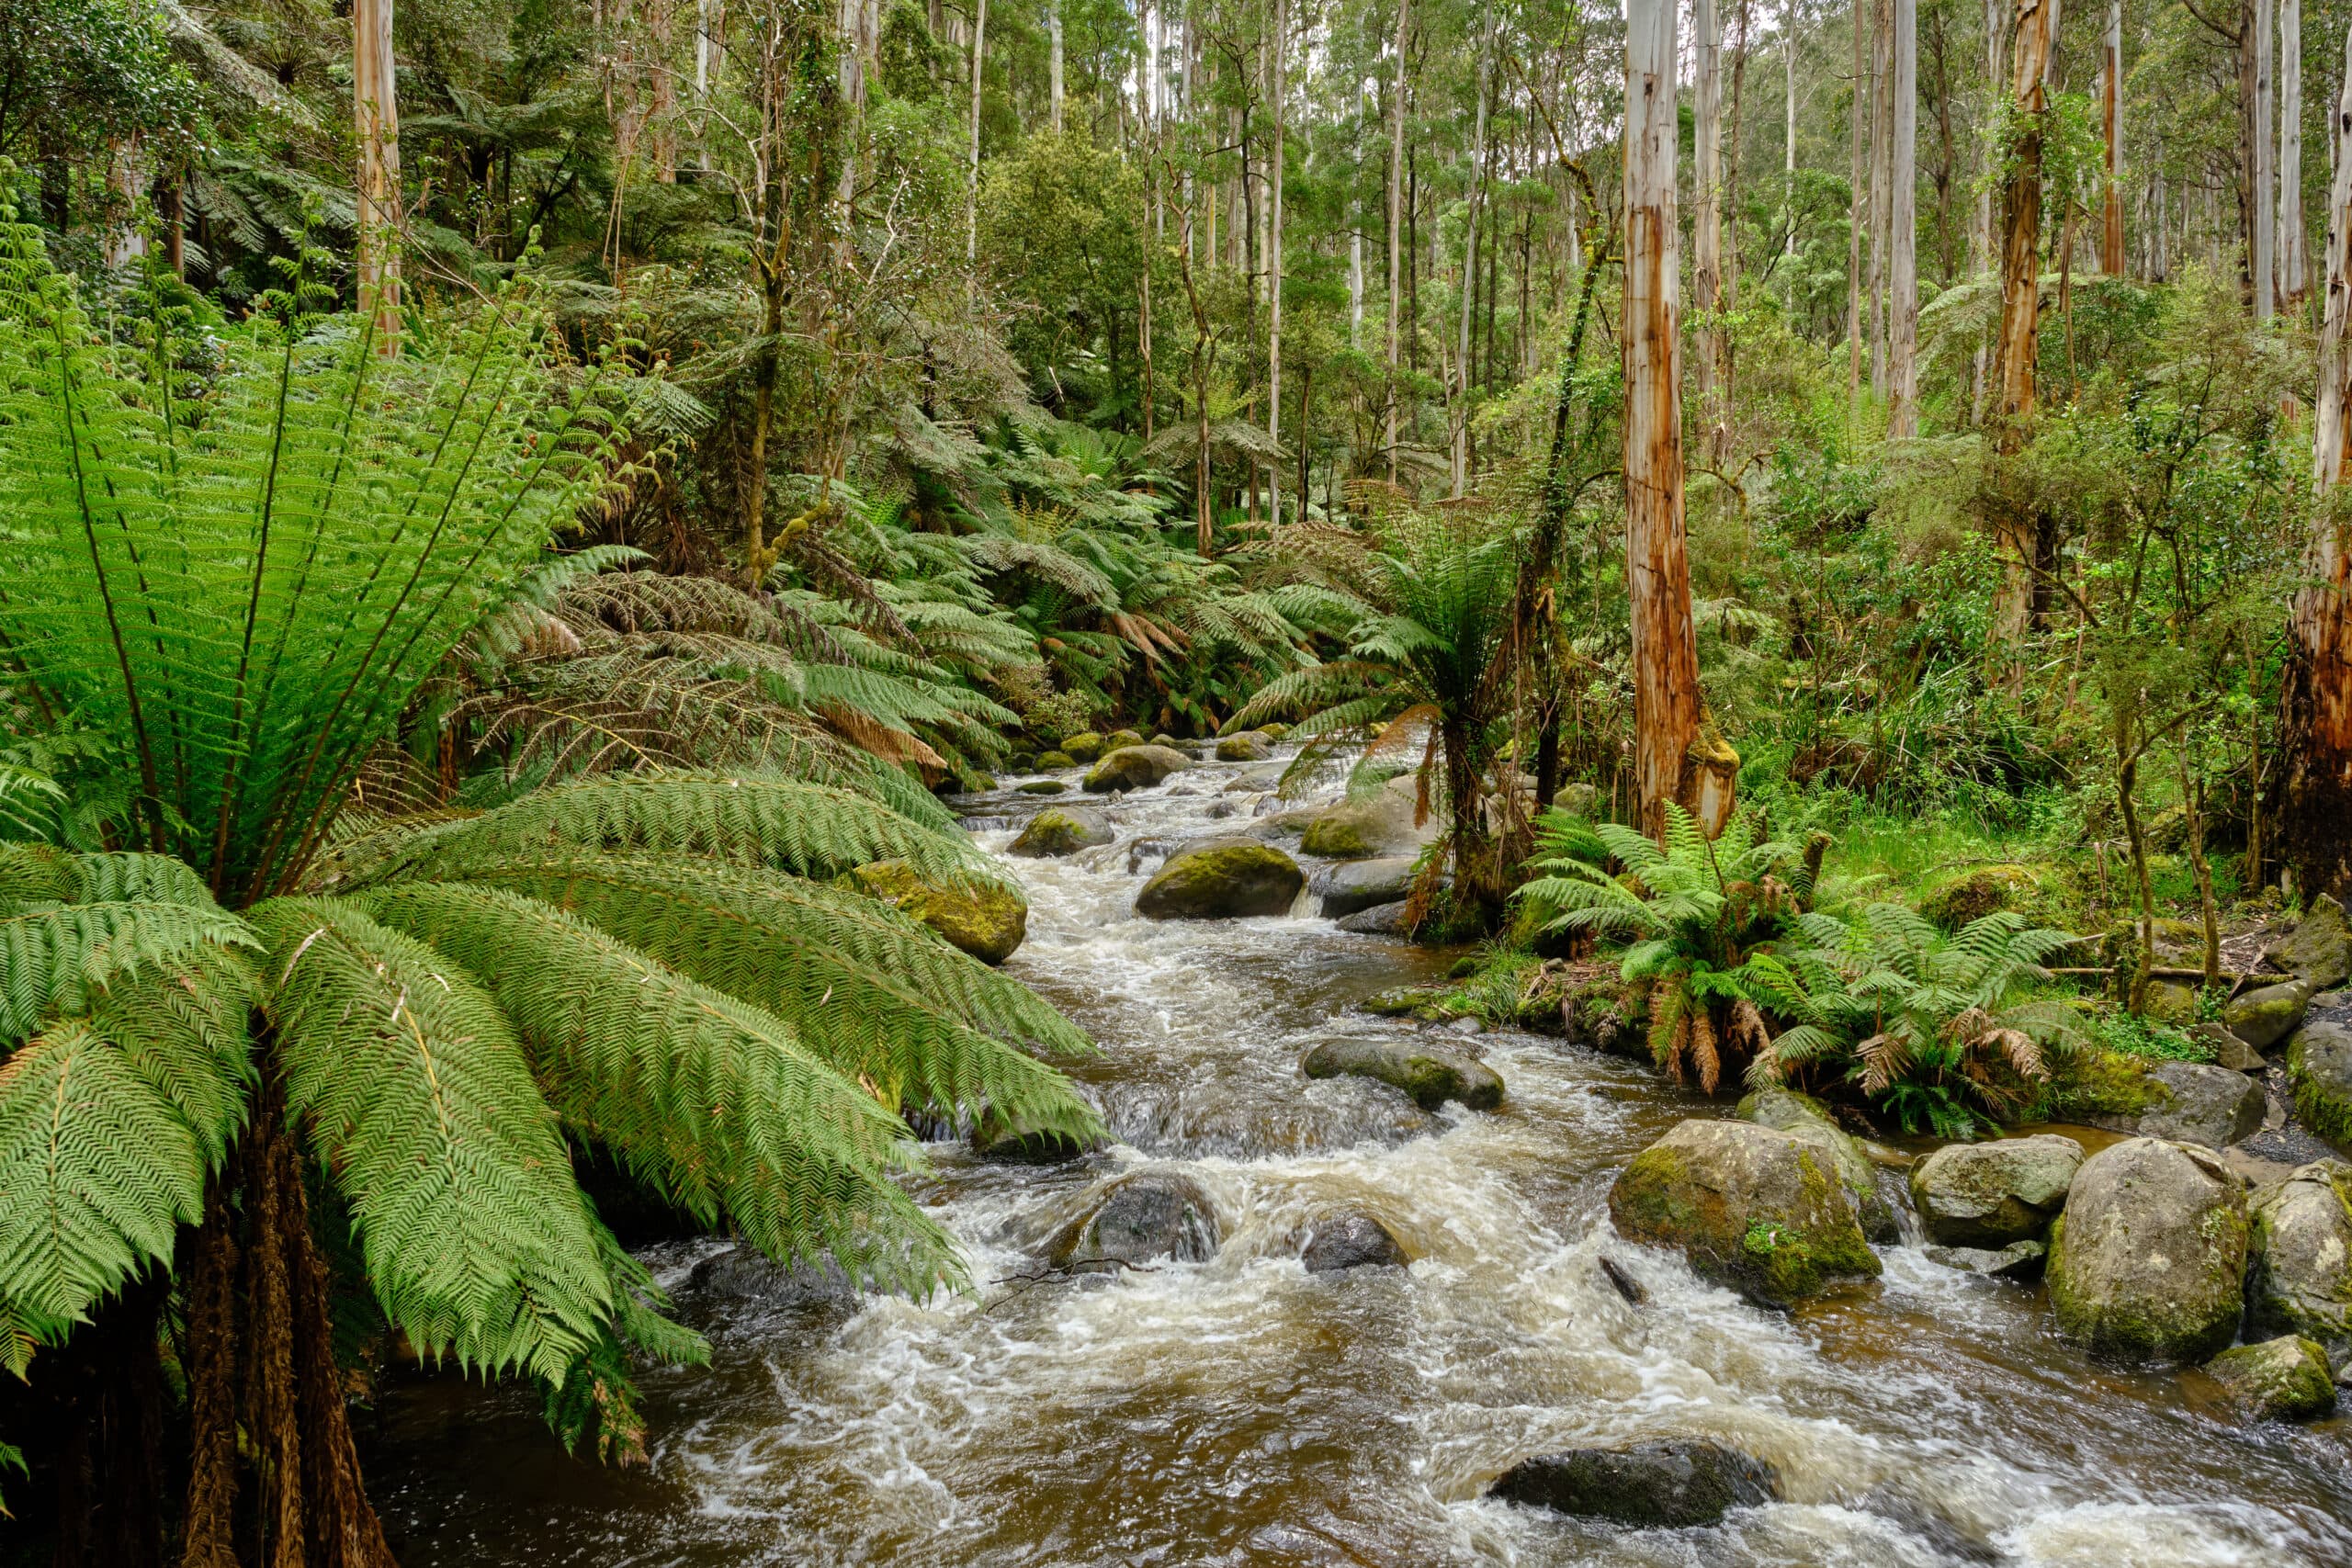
left=1907, top=1134, right=2083, bottom=1249
left=1082, top=744, right=1192, bottom=794
left=1135, top=839, right=1304, bottom=919
left=1046, top=1171, right=1222, bottom=1269
left=2286, top=1015, right=2352, bottom=1145
left=1009, top=806, right=1116, bottom=859
left=1359, top=985, right=1442, bottom=1018
left=1016, top=778, right=1069, bottom=795
left=1035, top=750, right=1075, bottom=769
left=1599, top=1254, right=1649, bottom=1303
left=1736, top=1088, right=1900, bottom=1243
left=2223, top=981, right=2312, bottom=1052
left=1857, top=1492, right=2005, bottom=1565
left=2086, top=1058, right=2266, bottom=1148
left=688, top=1248, right=858, bottom=1311
left=1309, top=855, right=1419, bottom=919
left=1607, top=1119, right=1883, bottom=1308
left=1259, top=722, right=1290, bottom=739
left=2191, top=1022, right=2267, bottom=1072
left=2047, top=1137, right=2249, bottom=1364
left=1204, top=798, right=1238, bottom=819
left=2265, top=897, right=2351, bottom=990
left=1300, top=1211, right=1408, bottom=1272
left=1103, top=728, right=1144, bottom=750
left=842, top=859, right=1027, bottom=965
left=1058, top=732, right=1106, bottom=762
left=1301, top=1037, right=1503, bottom=1112
left=1214, top=730, right=1272, bottom=761
left=971, top=1112, right=1100, bottom=1165
left=2205, top=1336, right=2338, bottom=1423
left=2245, top=1159, right=2352, bottom=1371
left=1298, top=777, right=1434, bottom=861
left=1222, top=763, right=1288, bottom=794
left=1487, top=1441, right=1781, bottom=1528
left=1335, top=899, right=1414, bottom=936
left=1923, top=1239, right=2047, bottom=1280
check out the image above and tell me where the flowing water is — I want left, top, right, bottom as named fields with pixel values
left=364, top=750, right=2352, bottom=1567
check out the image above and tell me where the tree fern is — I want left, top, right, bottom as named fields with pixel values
left=253, top=897, right=612, bottom=1380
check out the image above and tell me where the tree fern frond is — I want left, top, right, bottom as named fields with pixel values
left=252, top=897, right=610, bottom=1382
left=0, top=898, right=258, bottom=1045
left=358, top=883, right=965, bottom=1294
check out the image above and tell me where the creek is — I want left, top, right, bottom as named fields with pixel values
left=362, top=747, right=2352, bottom=1566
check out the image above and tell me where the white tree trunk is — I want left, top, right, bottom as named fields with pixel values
left=2283, top=0, right=2307, bottom=305
left=1048, top=0, right=1063, bottom=133
left=1386, top=0, right=1410, bottom=482
left=2317, top=24, right=2352, bottom=488
left=105, top=137, right=148, bottom=268
left=967, top=0, right=987, bottom=275
left=1624, top=0, right=1723, bottom=835
left=1269, top=0, right=1285, bottom=519
left=1452, top=0, right=1496, bottom=495
left=1693, top=0, right=1723, bottom=434
left=2102, top=0, right=2124, bottom=274
left=1784, top=0, right=1797, bottom=270
left=354, top=0, right=401, bottom=356
left=1888, top=0, right=1919, bottom=436
left=1868, top=0, right=1893, bottom=398
left=2257, top=0, right=2277, bottom=320
left=1973, top=0, right=2003, bottom=423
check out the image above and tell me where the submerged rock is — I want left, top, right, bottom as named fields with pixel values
left=1736, top=1088, right=1899, bottom=1243
left=2087, top=1058, right=2266, bottom=1148
left=1016, top=778, right=1069, bottom=795
left=1009, top=806, right=1116, bottom=858
left=1310, top=855, right=1419, bottom=919
left=1214, top=730, right=1272, bottom=761
left=1046, top=1172, right=1222, bottom=1269
left=842, top=859, right=1026, bottom=965
left=688, top=1248, right=858, bottom=1312
left=1907, top=1134, right=2083, bottom=1249
left=1300, top=1211, right=1408, bottom=1272
left=1607, top=1119, right=1883, bottom=1308
left=2245, top=1159, right=2352, bottom=1371
left=1082, top=744, right=1191, bottom=794
left=1301, top=1037, right=1503, bottom=1112
left=2047, top=1137, right=2249, bottom=1364
left=1487, top=1441, right=1781, bottom=1528
left=2223, top=981, right=2312, bottom=1052
left=2205, top=1336, right=2338, bottom=1423
left=1135, top=839, right=1304, bottom=919
left=1923, top=1240, right=2047, bottom=1280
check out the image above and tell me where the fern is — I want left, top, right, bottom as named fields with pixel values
left=253, top=897, right=612, bottom=1380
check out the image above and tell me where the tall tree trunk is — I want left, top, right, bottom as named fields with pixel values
left=2101, top=0, right=2124, bottom=274
left=1386, top=0, right=1410, bottom=484
left=1721, top=0, right=1750, bottom=462
left=1268, top=0, right=1285, bottom=519
left=1784, top=0, right=1797, bottom=276
left=353, top=0, right=401, bottom=356
left=1452, top=0, right=1496, bottom=496
left=1625, top=0, right=1734, bottom=838
left=1048, top=0, right=1063, bottom=133
left=1888, top=0, right=1919, bottom=436
left=2281, top=21, right=2352, bottom=899
left=2253, top=0, right=2278, bottom=319
left=1847, top=0, right=1868, bottom=419
left=1991, top=0, right=2054, bottom=653
left=1868, top=0, right=1894, bottom=398
left=1693, top=0, right=1724, bottom=457
left=2282, top=0, right=2307, bottom=307
left=1972, top=0, right=2003, bottom=423
left=966, top=0, right=987, bottom=276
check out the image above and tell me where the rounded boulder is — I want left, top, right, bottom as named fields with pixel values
left=2245, top=1159, right=2352, bottom=1371
left=1301, top=1036, right=1503, bottom=1112
left=842, top=859, right=1026, bottom=965
left=1045, top=1171, right=1222, bottom=1269
left=2046, top=1137, right=2249, bottom=1364
left=1082, top=744, right=1192, bottom=794
left=1908, top=1134, right=2084, bottom=1249
left=1009, top=806, right=1116, bottom=859
left=1136, top=839, right=1304, bottom=919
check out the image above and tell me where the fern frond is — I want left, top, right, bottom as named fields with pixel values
left=252, top=897, right=610, bottom=1381
left=1, top=897, right=257, bottom=1045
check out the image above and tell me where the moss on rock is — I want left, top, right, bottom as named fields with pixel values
left=1135, top=840, right=1305, bottom=919
left=2287, top=1021, right=2352, bottom=1145
left=1059, top=732, right=1106, bottom=762
left=2205, top=1336, right=2338, bottom=1422
left=842, top=859, right=1027, bottom=965
left=1915, top=863, right=2069, bottom=931
left=2046, top=1137, right=2249, bottom=1365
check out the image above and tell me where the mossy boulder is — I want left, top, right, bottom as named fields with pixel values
left=842, top=859, right=1027, bottom=965
left=1009, top=806, right=1115, bottom=858
left=1908, top=1134, right=2083, bottom=1248
left=1082, top=744, right=1192, bottom=794
left=1017, top=778, right=1069, bottom=795
left=2245, top=1159, right=2352, bottom=1371
left=1301, top=1036, right=1503, bottom=1112
left=1736, top=1088, right=1899, bottom=1242
left=2046, top=1137, right=2249, bottom=1364
left=1915, top=863, right=2068, bottom=931
left=2222, top=980, right=2312, bottom=1052
left=2287, top=1018, right=2352, bottom=1145
left=1135, top=839, right=1304, bottom=919
left=1259, top=722, right=1290, bottom=739
left=2082, top=1058, right=2266, bottom=1148
left=2039, top=1047, right=2164, bottom=1123
left=1058, top=731, right=1106, bottom=762
left=2265, top=897, right=2352, bottom=990
left=2143, top=980, right=2199, bottom=1027
left=1299, top=778, right=1434, bottom=861
left=1214, top=730, right=1272, bottom=761
left=1035, top=750, right=1076, bottom=769
left=2205, top=1337, right=2338, bottom=1423
left=1607, top=1119, right=1883, bottom=1307
left=1104, top=728, right=1144, bottom=750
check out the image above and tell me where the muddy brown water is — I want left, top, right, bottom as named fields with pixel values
left=361, top=754, right=2352, bottom=1566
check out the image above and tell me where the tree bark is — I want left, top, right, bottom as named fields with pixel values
left=1625, top=0, right=1732, bottom=839
left=2253, top=0, right=2277, bottom=319
left=1972, top=0, right=2002, bottom=423
left=2280, top=22, right=2352, bottom=899
left=1452, top=0, right=1497, bottom=496
left=2282, top=0, right=2307, bottom=307
left=353, top=0, right=401, bottom=355
left=1847, top=0, right=1867, bottom=417
left=1268, top=0, right=1284, bottom=520
left=2101, top=0, right=2124, bottom=275
left=1048, top=0, right=1064, bottom=133
left=966, top=0, right=987, bottom=276
left=1385, top=0, right=1410, bottom=484
left=1888, top=0, right=1919, bottom=436
left=1868, top=0, right=1893, bottom=398
left=1990, top=0, right=2055, bottom=653
left=1694, top=0, right=1724, bottom=453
